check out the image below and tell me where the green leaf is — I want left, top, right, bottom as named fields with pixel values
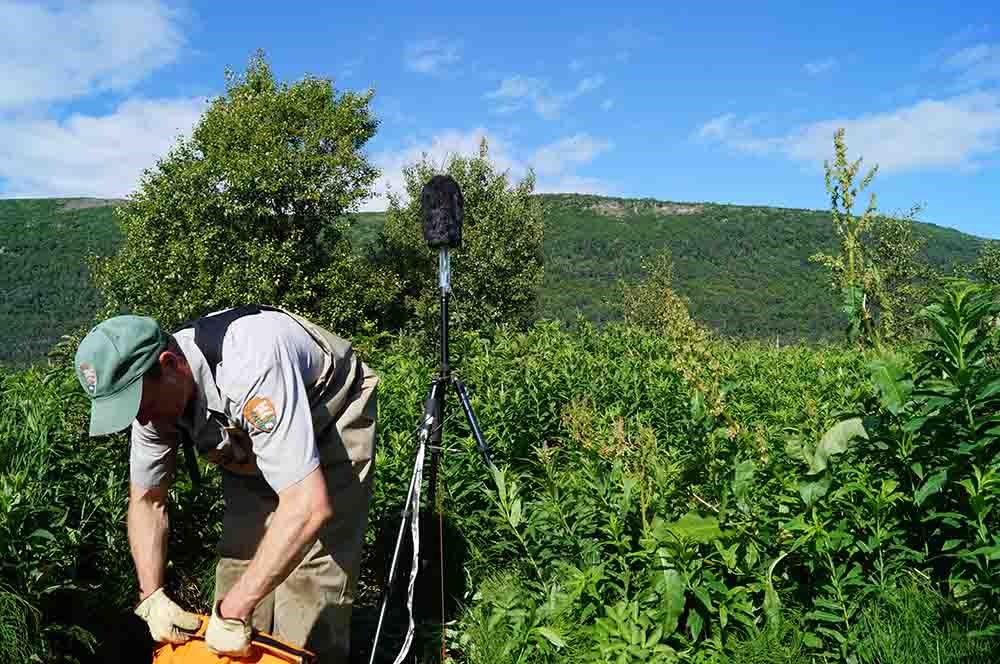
left=870, top=358, right=912, bottom=415
left=975, top=377, right=1000, bottom=404
left=915, top=470, right=948, bottom=506
left=688, top=610, right=705, bottom=641
left=803, top=633, right=823, bottom=649
left=659, top=569, right=685, bottom=636
left=810, top=418, right=868, bottom=474
left=808, top=610, right=844, bottom=624
left=732, top=460, right=756, bottom=507
left=29, top=529, right=55, bottom=541
left=664, top=513, right=722, bottom=543
left=942, top=539, right=964, bottom=552
left=763, top=576, right=782, bottom=628
left=693, top=586, right=713, bottom=612
left=509, top=497, right=522, bottom=528
left=535, top=627, right=566, bottom=649
left=799, top=472, right=832, bottom=507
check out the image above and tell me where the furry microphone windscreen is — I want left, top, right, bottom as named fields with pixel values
left=421, top=174, right=464, bottom=248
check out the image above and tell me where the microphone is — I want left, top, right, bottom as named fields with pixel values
left=421, top=174, right=463, bottom=249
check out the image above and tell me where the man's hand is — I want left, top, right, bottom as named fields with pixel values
left=133, top=587, right=201, bottom=643
left=205, top=601, right=252, bottom=656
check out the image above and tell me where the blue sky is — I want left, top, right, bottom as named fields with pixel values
left=1, top=1, right=999, bottom=238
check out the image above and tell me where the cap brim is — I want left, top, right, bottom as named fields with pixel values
left=89, top=377, right=143, bottom=436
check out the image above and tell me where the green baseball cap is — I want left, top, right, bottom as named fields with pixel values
left=74, top=315, right=169, bottom=436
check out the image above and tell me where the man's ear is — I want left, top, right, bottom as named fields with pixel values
left=159, top=350, right=179, bottom=372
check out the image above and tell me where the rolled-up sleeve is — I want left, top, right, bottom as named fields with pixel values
left=129, top=421, right=178, bottom=488
left=224, top=337, right=320, bottom=494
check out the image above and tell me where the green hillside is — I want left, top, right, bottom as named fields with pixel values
left=0, top=198, right=123, bottom=367
left=535, top=194, right=984, bottom=340
left=0, top=194, right=986, bottom=367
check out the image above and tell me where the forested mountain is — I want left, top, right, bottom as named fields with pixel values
left=0, top=194, right=985, bottom=366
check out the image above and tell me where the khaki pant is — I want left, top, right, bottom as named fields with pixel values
left=213, top=363, right=378, bottom=663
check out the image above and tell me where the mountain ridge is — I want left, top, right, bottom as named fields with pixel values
left=0, top=193, right=987, bottom=366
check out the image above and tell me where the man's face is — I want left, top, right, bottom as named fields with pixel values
left=135, top=353, right=190, bottom=427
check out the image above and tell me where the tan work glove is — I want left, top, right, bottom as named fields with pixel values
left=133, top=587, right=201, bottom=643
left=205, top=601, right=252, bottom=657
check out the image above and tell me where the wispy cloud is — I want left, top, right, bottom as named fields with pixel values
left=601, top=98, right=615, bottom=111
left=362, top=128, right=614, bottom=210
left=404, top=39, right=461, bottom=74
left=944, top=42, right=1000, bottom=87
left=696, top=92, right=1000, bottom=173
left=0, top=0, right=186, bottom=109
left=804, top=57, right=839, bottom=76
left=530, top=134, right=613, bottom=177
left=0, top=97, right=206, bottom=198
left=485, top=74, right=605, bottom=119
left=535, top=174, right=612, bottom=195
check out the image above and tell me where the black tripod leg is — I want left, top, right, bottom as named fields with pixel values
left=451, top=378, right=496, bottom=471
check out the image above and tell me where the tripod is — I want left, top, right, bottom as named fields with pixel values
left=369, top=248, right=495, bottom=664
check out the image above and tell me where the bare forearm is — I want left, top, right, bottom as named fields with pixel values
left=218, top=466, right=333, bottom=620
left=128, top=491, right=170, bottom=601
left=221, top=500, right=329, bottom=618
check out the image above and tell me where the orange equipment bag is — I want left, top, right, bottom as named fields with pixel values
left=150, top=616, right=316, bottom=664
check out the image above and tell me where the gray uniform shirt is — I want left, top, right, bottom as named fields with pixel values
left=129, top=309, right=328, bottom=494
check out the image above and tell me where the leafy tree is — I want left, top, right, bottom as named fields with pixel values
left=373, top=138, right=544, bottom=339
left=972, top=240, right=1000, bottom=285
left=863, top=209, right=938, bottom=342
left=90, top=50, right=398, bottom=333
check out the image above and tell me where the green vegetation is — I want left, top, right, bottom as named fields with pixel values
left=2, top=192, right=984, bottom=368
left=0, top=198, right=122, bottom=367
left=373, top=138, right=545, bottom=339
left=88, top=51, right=394, bottom=335
left=5, top=280, right=1000, bottom=661
left=6, top=51, right=1000, bottom=663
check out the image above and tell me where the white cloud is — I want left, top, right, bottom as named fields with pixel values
left=804, top=58, right=838, bottom=76
left=362, top=129, right=521, bottom=211
left=0, top=97, right=206, bottom=198
left=485, top=74, right=605, bottom=119
left=945, top=42, right=1000, bottom=87
left=535, top=174, right=612, bottom=196
left=530, top=134, right=612, bottom=177
left=0, top=0, right=185, bottom=109
left=696, top=92, right=1000, bottom=173
left=404, top=39, right=461, bottom=74
left=361, top=128, right=613, bottom=211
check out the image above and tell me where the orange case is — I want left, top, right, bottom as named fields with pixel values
left=151, top=616, right=316, bottom=664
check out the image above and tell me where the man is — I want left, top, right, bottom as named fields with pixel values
left=73, top=304, right=378, bottom=662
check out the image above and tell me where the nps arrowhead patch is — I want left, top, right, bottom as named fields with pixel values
left=244, top=397, right=277, bottom=433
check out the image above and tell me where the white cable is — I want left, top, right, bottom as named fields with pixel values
left=391, top=432, right=427, bottom=664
